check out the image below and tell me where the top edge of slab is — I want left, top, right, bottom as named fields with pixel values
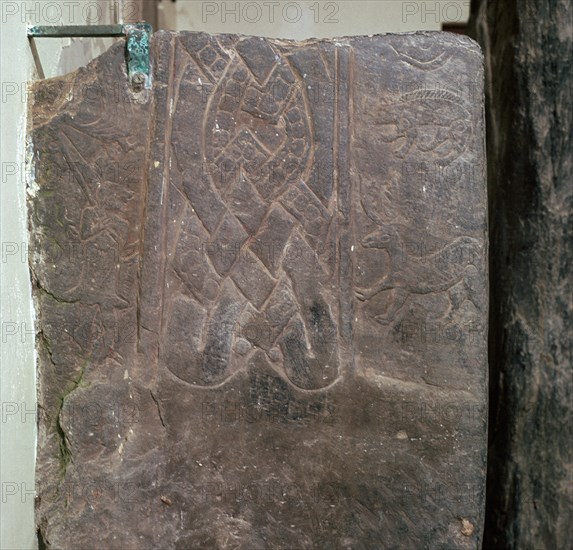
left=156, top=29, right=483, bottom=56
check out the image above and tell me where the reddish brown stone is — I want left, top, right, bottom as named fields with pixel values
left=30, top=31, right=487, bottom=549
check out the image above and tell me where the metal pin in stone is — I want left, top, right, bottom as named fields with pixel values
left=131, top=72, right=146, bottom=91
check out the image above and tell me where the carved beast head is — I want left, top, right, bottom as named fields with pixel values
left=361, top=225, right=400, bottom=250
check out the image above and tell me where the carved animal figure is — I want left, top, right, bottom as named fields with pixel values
left=355, top=224, right=482, bottom=324
left=377, top=90, right=471, bottom=163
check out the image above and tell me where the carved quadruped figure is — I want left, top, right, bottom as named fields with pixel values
left=356, top=223, right=482, bottom=324
left=376, top=90, right=472, bottom=164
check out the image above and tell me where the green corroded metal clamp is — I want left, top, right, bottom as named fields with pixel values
left=123, top=23, right=153, bottom=89
left=27, top=23, right=153, bottom=90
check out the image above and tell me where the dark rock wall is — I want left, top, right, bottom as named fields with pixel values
left=469, top=0, right=572, bottom=547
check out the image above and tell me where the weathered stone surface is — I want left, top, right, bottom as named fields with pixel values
left=469, top=1, right=573, bottom=547
left=30, top=32, right=488, bottom=549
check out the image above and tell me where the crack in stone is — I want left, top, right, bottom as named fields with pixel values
left=38, top=329, right=55, bottom=365
left=36, top=523, right=49, bottom=550
left=51, top=342, right=87, bottom=483
left=150, top=390, right=167, bottom=429
left=55, top=400, right=72, bottom=479
left=36, top=283, right=80, bottom=305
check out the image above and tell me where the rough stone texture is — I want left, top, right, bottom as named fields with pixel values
left=469, top=1, right=573, bottom=547
left=29, top=32, right=488, bottom=549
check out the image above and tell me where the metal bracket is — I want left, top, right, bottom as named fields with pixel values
left=27, top=23, right=153, bottom=90
left=123, top=23, right=153, bottom=89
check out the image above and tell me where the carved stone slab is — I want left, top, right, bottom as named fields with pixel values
left=30, top=31, right=487, bottom=549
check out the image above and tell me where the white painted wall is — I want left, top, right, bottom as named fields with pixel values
left=0, top=1, right=468, bottom=548
left=159, top=0, right=469, bottom=37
